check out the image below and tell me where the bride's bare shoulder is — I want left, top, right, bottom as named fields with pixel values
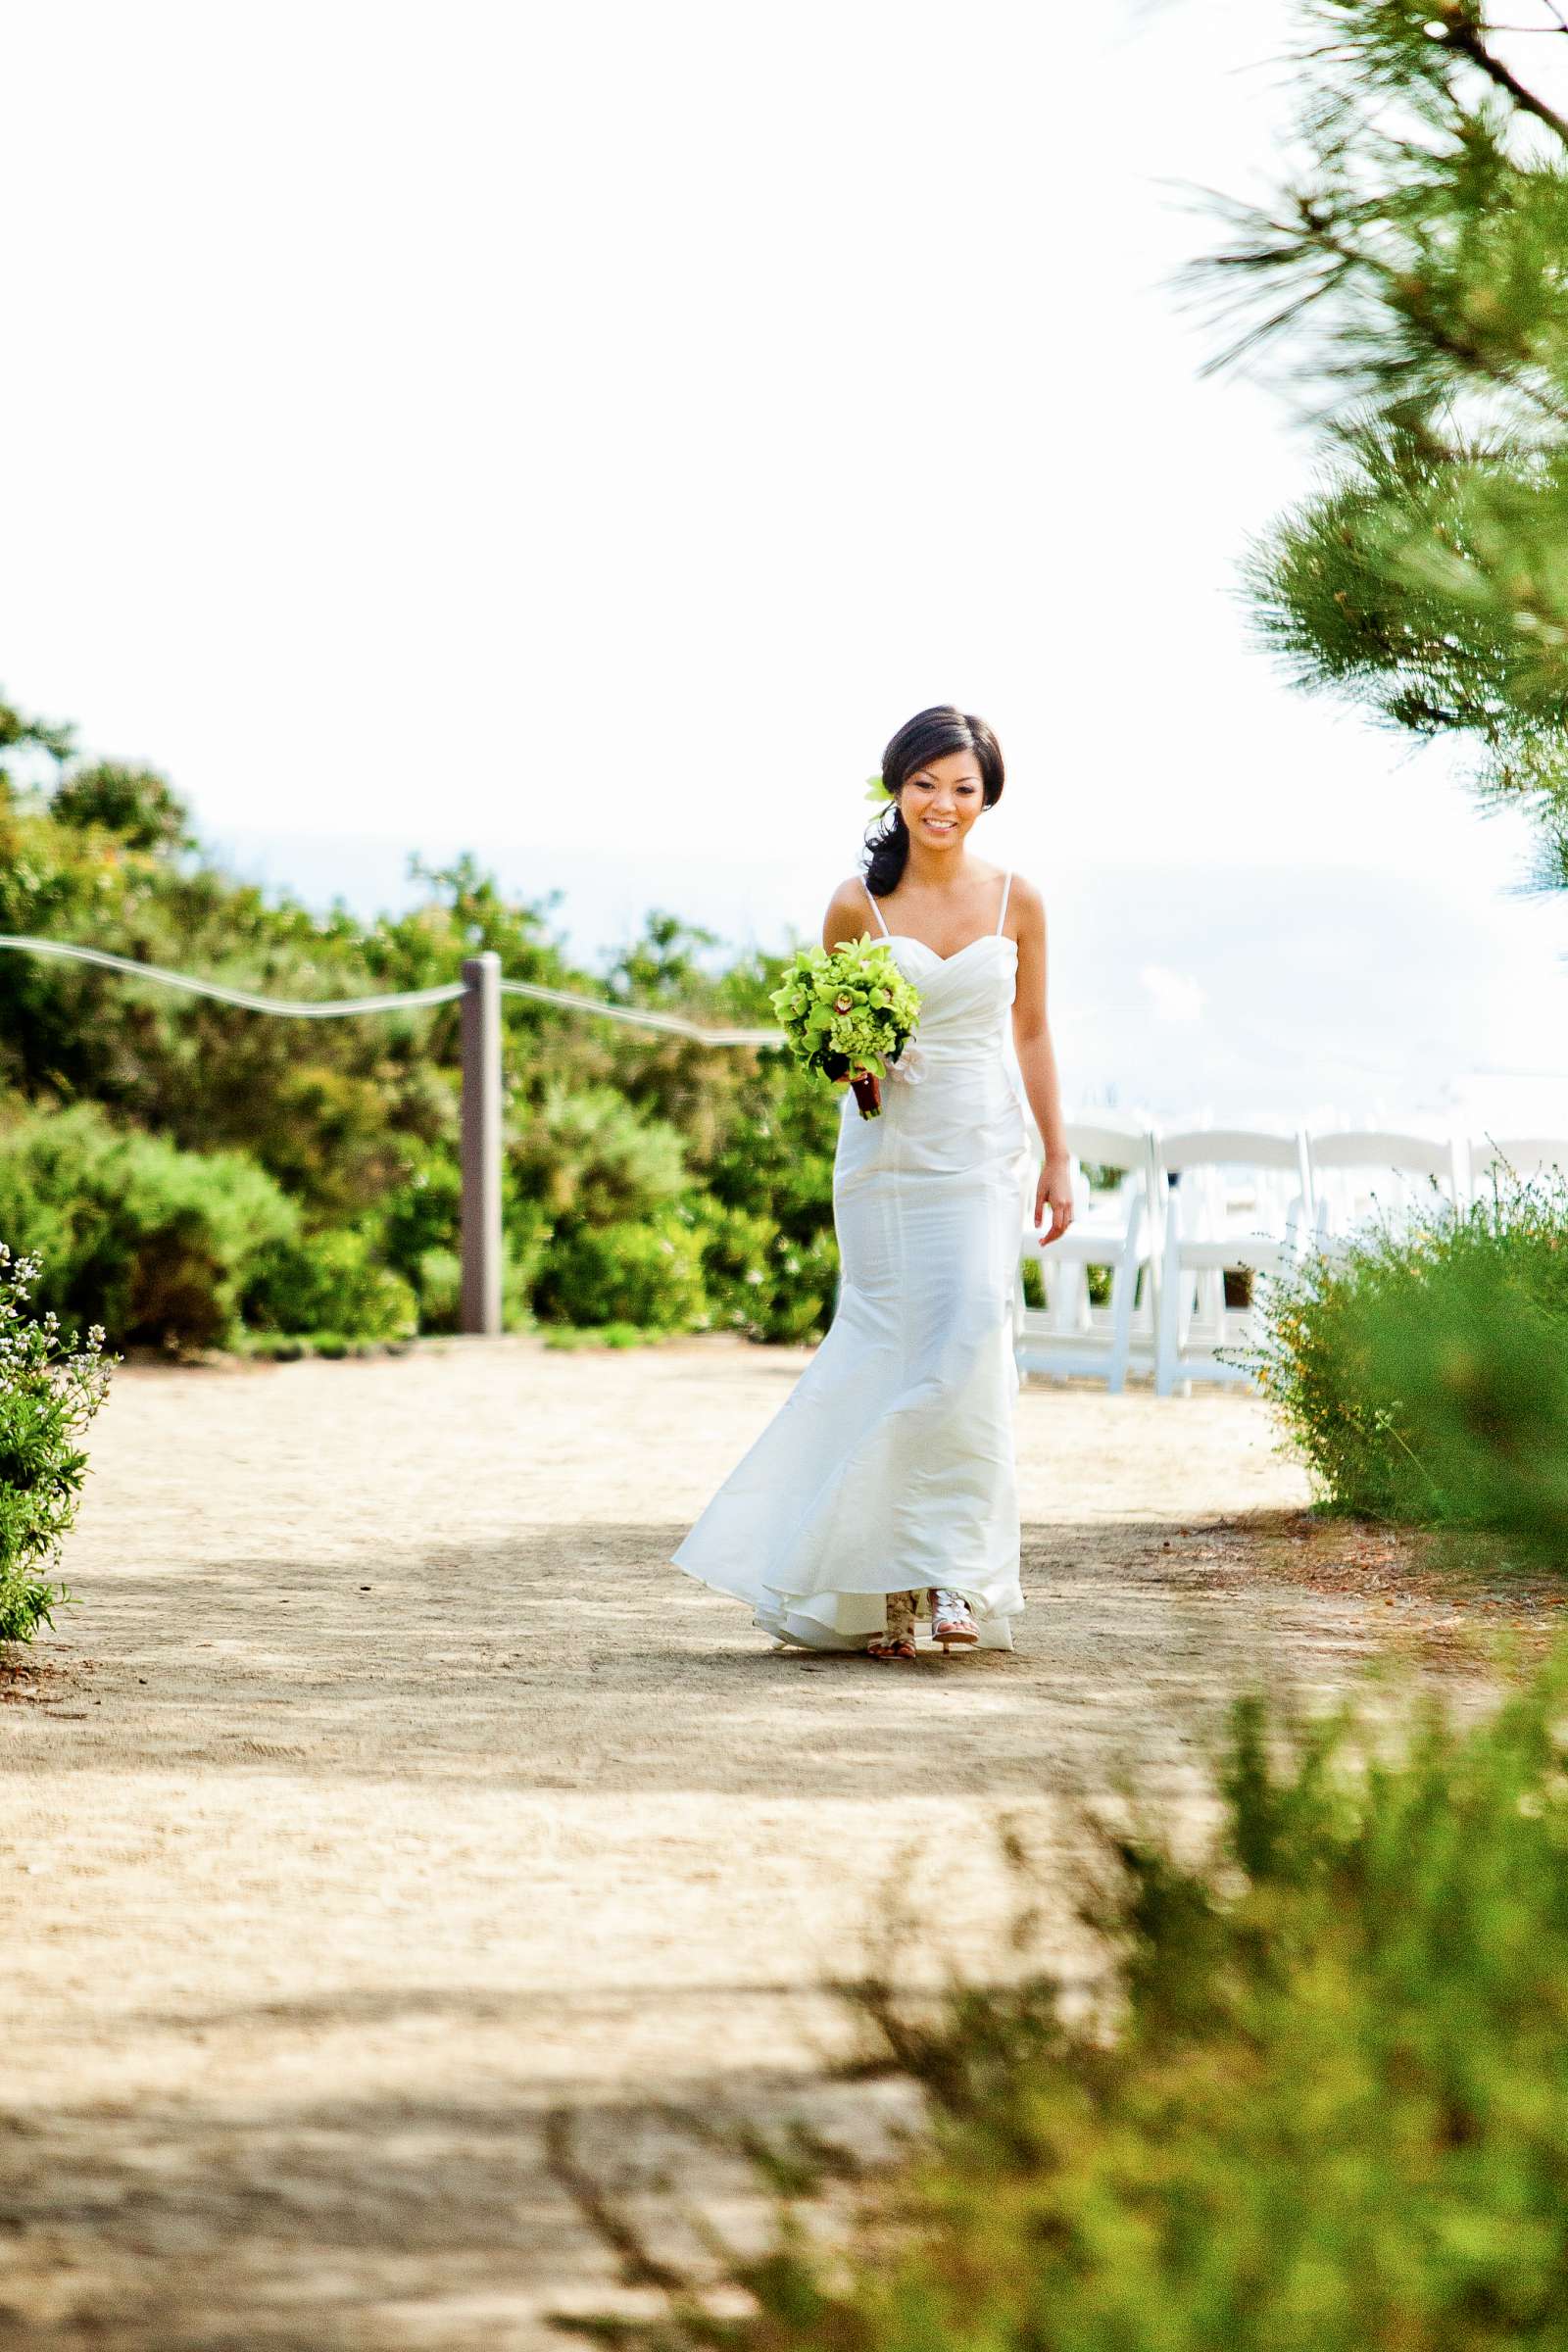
left=822, top=871, right=874, bottom=949
left=1005, top=874, right=1044, bottom=936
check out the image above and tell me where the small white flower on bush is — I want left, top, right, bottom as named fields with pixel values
left=0, top=1249, right=120, bottom=1643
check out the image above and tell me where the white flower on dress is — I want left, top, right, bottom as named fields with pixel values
left=885, top=1038, right=927, bottom=1086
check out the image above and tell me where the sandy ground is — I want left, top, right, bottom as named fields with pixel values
left=0, top=1333, right=1555, bottom=2350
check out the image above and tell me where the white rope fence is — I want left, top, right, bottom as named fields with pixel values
left=0, top=934, right=784, bottom=1045
left=0, top=935, right=786, bottom=1334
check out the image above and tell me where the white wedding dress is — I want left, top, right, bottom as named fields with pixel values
left=671, top=869, right=1035, bottom=1650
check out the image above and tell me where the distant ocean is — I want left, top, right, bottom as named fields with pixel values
left=203, top=822, right=1568, bottom=1137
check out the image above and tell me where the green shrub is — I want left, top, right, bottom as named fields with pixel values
left=236, top=1334, right=308, bottom=1362
left=230, top=1331, right=412, bottom=1362
left=699, top=1060, right=841, bottom=1340
left=759, top=1225, right=841, bottom=1344
left=241, top=1223, right=418, bottom=1343
left=0, top=1102, right=298, bottom=1351
left=690, top=1200, right=848, bottom=1344
left=2, top=688, right=862, bottom=1360
left=502, top=1210, right=554, bottom=1331
left=1, top=694, right=857, bottom=1359
left=510, top=1081, right=691, bottom=1227
left=48, top=760, right=196, bottom=853
left=541, top=1321, right=663, bottom=1350
left=0, top=1243, right=116, bottom=1643
left=1240, top=1161, right=1568, bottom=1555
left=377, top=1149, right=461, bottom=1291
left=413, top=1245, right=462, bottom=1333
left=533, top=1212, right=708, bottom=1331
left=562, top=1636, right=1568, bottom=2349
left=406, top=1206, right=552, bottom=1337
left=692, top=1200, right=782, bottom=1340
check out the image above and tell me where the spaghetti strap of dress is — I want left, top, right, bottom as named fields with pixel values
left=862, top=877, right=891, bottom=938
left=996, top=869, right=1012, bottom=935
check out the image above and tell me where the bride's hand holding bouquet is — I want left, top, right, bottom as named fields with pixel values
left=768, top=936, right=923, bottom=1119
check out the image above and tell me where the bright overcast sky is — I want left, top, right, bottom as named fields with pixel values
left=6, top=0, right=1567, bottom=1120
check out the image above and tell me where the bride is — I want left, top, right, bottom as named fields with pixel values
left=670, top=705, right=1072, bottom=1660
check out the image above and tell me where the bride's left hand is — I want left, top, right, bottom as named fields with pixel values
left=1035, top=1152, right=1074, bottom=1245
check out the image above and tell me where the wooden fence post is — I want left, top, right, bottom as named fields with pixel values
left=460, top=952, right=503, bottom=1335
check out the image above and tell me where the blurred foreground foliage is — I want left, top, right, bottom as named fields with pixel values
left=551, top=1635, right=1568, bottom=2348
left=0, top=694, right=841, bottom=1348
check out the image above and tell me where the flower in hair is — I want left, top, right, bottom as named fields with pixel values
left=863, top=772, right=895, bottom=805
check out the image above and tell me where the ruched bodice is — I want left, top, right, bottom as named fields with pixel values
left=882, top=930, right=1019, bottom=1044
left=671, top=871, right=1036, bottom=1654
left=836, top=927, right=1031, bottom=1186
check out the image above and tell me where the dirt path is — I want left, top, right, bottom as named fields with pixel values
left=0, top=1336, right=1541, bottom=2349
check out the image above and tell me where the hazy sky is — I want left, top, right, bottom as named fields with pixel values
left=6, top=0, right=1567, bottom=1125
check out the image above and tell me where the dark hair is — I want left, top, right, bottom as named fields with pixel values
left=862, top=706, right=1005, bottom=897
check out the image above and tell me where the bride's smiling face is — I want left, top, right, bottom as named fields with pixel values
left=898, top=750, right=985, bottom=851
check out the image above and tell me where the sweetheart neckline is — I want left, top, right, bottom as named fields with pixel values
left=881, top=932, right=1017, bottom=966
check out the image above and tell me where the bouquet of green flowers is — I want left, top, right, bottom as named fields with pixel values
left=768, top=935, right=923, bottom=1118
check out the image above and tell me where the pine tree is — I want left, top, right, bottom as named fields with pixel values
left=1187, top=1, right=1568, bottom=890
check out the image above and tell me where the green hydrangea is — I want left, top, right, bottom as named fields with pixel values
left=768, top=934, right=922, bottom=1086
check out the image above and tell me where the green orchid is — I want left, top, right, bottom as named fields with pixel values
left=768, top=934, right=923, bottom=1118
left=863, top=771, right=895, bottom=805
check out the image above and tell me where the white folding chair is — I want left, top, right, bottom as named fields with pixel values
left=1152, top=1126, right=1313, bottom=1396
left=1468, top=1135, right=1568, bottom=1198
left=1307, top=1128, right=1464, bottom=1258
left=1014, top=1117, right=1158, bottom=1393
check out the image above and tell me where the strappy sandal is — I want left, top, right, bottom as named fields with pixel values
left=929, top=1588, right=979, bottom=1651
left=865, top=1591, right=918, bottom=1661
left=864, top=1631, right=918, bottom=1661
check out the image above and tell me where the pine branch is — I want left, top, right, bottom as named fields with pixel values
left=1185, top=0, right=1568, bottom=889
left=1195, top=191, right=1568, bottom=431
left=1444, top=16, right=1568, bottom=145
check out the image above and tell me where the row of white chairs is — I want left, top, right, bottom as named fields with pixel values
left=1015, top=1116, right=1568, bottom=1397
